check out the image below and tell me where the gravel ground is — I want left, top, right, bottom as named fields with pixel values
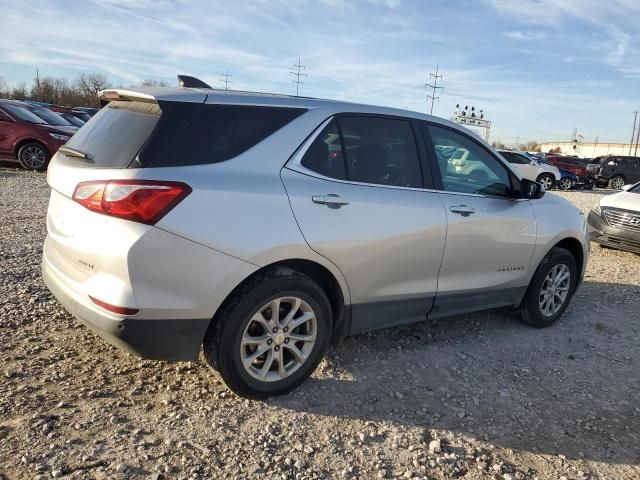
left=1, top=165, right=639, bottom=480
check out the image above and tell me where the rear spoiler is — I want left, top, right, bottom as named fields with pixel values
left=98, top=86, right=208, bottom=108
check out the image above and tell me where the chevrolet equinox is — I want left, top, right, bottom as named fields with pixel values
left=43, top=78, right=589, bottom=398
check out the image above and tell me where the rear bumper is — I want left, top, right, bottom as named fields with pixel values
left=42, top=256, right=209, bottom=361
left=587, top=211, right=640, bottom=254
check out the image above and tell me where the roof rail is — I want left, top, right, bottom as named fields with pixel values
left=177, top=75, right=211, bottom=89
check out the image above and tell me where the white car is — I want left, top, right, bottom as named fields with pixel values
left=588, top=182, right=640, bottom=254
left=498, top=150, right=560, bottom=190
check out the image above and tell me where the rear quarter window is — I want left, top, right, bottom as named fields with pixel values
left=144, top=104, right=306, bottom=168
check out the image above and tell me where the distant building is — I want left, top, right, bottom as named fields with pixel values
left=539, top=141, right=639, bottom=158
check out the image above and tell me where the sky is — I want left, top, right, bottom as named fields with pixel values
left=0, top=0, right=639, bottom=144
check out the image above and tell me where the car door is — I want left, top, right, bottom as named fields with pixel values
left=282, top=115, right=447, bottom=334
left=0, top=108, right=14, bottom=156
left=422, top=123, right=537, bottom=318
left=501, top=151, right=535, bottom=180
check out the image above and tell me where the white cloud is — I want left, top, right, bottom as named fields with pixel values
left=503, top=30, right=546, bottom=40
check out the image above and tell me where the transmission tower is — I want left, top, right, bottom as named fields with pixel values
left=290, top=57, right=307, bottom=97
left=220, top=68, right=233, bottom=90
left=425, top=65, right=443, bottom=115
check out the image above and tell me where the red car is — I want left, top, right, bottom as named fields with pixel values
left=0, top=100, right=72, bottom=170
left=544, top=155, right=595, bottom=189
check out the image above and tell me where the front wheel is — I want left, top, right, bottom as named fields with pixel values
left=18, top=142, right=50, bottom=171
left=519, top=247, right=577, bottom=328
left=536, top=173, right=555, bottom=191
left=203, top=268, right=332, bottom=398
left=609, top=175, right=625, bottom=190
left=558, top=177, right=573, bottom=190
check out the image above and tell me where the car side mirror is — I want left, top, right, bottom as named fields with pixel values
left=521, top=178, right=545, bottom=199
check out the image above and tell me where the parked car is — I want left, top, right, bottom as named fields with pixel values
left=588, top=182, right=640, bottom=253
left=50, top=106, right=92, bottom=124
left=0, top=100, right=72, bottom=170
left=594, top=156, right=640, bottom=190
left=497, top=150, right=560, bottom=190
left=42, top=82, right=589, bottom=398
left=545, top=155, right=595, bottom=189
left=72, top=106, right=99, bottom=117
left=17, top=102, right=79, bottom=135
left=555, top=167, right=579, bottom=190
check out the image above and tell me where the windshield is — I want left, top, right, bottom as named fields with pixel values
left=1, top=104, right=47, bottom=124
left=630, top=183, right=640, bottom=193
left=30, top=108, right=73, bottom=126
left=60, top=114, right=85, bottom=127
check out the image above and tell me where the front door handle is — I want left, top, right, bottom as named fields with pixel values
left=312, top=194, right=349, bottom=208
left=450, top=205, right=475, bottom=216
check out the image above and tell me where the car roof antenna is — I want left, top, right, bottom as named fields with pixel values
left=177, top=75, right=212, bottom=89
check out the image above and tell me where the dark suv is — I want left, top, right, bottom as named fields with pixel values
left=0, top=100, right=72, bottom=170
left=596, top=156, right=640, bottom=189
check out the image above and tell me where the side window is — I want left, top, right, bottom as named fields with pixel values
left=337, top=116, right=423, bottom=188
left=300, top=119, right=347, bottom=180
left=502, top=152, right=528, bottom=164
left=426, top=125, right=512, bottom=197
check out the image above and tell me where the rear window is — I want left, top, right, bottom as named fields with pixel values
left=142, top=103, right=306, bottom=168
left=64, top=101, right=161, bottom=168
left=63, top=101, right=305, bottom=168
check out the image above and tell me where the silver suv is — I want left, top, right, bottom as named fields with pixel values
left=43, top=80, right=588, bottom=398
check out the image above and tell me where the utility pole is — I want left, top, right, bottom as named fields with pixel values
left=290, top=57, right=306, bottom=97
left=630, top=111, right=638, bottom=155
left=635, top=120, right=640, bottom=156
left=36, top=67, right=41, bottom=101
left=425, top=65, right=443, bottom=115
left=220, top=68, right=233, bottom=90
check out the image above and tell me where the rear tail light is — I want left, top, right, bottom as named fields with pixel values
left=72, top=180, right=191, bottom=225
left=89, top=296, right=139, bottom=315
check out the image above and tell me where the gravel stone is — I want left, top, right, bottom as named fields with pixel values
left=0, top=170, right=638, bottom=480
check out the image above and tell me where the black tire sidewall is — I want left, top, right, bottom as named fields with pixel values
left=209, top=273, right=332, bottom=398
left=522, top=248, right=577, bottom=327
left=18, top=142, right=50, bottom=171
left=537, top=174, right=554, bottom=189
left=560, top=178, right=571, bottom=190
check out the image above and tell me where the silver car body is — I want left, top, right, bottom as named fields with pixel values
left=42, top=86, right=589, bottom=361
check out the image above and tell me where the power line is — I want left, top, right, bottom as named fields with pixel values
left=425, top=65, right=443, bottom=115
left=289, top=57, right=306, bottom=97
left=220, top=68, right=233, bottom=90
left=630, top=111, right=638, bottom=155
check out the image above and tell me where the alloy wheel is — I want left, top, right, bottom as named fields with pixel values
left=538, top=264, right=570, bottom=317
left=21, top=145, right=46, bottom=170
left=240, top=296, right=317, bottom=382
left=559, top=178, right=572, bottom=190
left=539, top=175, right=554, bottom=190
left=611, top=177, right=625, bottom=190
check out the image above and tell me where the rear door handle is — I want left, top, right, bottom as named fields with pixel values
left=312, top=194, right=349, bottom=207
left=450, top=205, right=475, bottom=216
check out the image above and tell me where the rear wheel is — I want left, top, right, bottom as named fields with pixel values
left=519, top=247, right=577, bottom=328
left=609, top=175, right=625, bottom=190
left=203, top=268, right=332, bottom=398
left=17, top=142, right=50, bottom=171
left=558, top=177, right=572, bottom=190
left=536, top=173, right=555, bottom=191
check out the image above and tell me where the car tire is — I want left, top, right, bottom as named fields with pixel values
left=17, top=142, right=50, bottom=171
left=203, top=267, right=332, bottom=398
left=558, top=177, right=572, bottom=190
left=518, top=247, right=577, bottom=328
left=536, top=173, right=555, bottom=191
left=609, top=175, right=625, bottom=190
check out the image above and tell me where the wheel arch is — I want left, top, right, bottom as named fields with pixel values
left=14, top=138, right=51, bottom=158
left=210, top=258, right=350, bottom=344
left=551, top=237, right=585, bottom=287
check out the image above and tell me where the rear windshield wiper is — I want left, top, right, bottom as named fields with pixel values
left=58, top=146, right=94, bottom=162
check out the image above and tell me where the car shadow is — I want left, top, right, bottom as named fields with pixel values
left=271, top=280, right=640, bottom=465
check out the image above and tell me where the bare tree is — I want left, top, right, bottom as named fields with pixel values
left=11, top=81, right=28, bottom=100
left=75, top=73, right=111, bottom=107
left=139, top=79, right=171, bottom=87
